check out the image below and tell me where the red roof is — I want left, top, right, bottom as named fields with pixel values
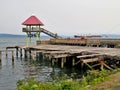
left=22, top=16, right=44, bottom=25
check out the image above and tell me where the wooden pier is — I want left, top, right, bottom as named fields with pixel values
left=5, top=44, right=120, bottom=70
left=37, top=38, right=120, bottom=48
left=0, top=50, right=14, bottom=62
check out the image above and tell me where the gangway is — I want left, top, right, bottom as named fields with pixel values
left=41, top=28, right=62, bottom=39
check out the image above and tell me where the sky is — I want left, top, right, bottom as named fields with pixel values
left=1, top=0, right=120, bottom=36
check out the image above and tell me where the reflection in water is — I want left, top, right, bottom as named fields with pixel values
left=0, top=61, right=1, bottom=70
left=0, top=52, right=83, bottom=90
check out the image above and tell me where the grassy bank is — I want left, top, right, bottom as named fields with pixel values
left=16, top=66, right=120, bottom=90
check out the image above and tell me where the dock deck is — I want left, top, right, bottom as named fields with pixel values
left=22, top=45, right=120, bottom=56
left=6, top=45, right=120, bottom=70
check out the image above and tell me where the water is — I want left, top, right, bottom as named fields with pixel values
left=0, top=36, right=80, bottom=90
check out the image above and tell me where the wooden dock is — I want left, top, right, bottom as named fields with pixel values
left=0, top=50, right=14, bottom=62
left=37, top=38, right=120, bottom=48
left=5, top=45, right=120, bottom=70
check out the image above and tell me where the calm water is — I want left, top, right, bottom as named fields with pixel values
left=0, top=36, right=80, bottom=90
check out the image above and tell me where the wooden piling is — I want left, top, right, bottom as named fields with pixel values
left=6, top=49, right=8, bottom=57
left=72, top=57, right=75, bottom=66
left=20, top=48, right=22, bottom=58
left=0, top=51, right=1, bottom=62
left=32, top=51, right=36, bottom=60
left=61, top=57, right=65, bottom=68
left=81, top=61, right=84, bottom=73
left=52, top=58, right=55, bottom=66
left=12, top=51, right=14, bottom=62
left=16, top=47, right=18, bottom=57
left=29, top=50, right=32, bottom=59
left=24, top=49, right=27, bottom=59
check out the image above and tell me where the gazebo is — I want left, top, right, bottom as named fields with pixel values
left=22, top=15, right=44, bottom=46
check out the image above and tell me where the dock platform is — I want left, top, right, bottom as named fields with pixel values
left=5, top=45, right=120, bottom=70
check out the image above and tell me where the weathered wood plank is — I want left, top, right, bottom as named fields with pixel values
left=52, top=54, right=71, bottom=58
left=99, top=60, right=113, bottom=70
left=77, top=54, right=104, bottom=58
left=0, top=50, right=15, bottom=52
left=81, top=57, right=99, bottom=63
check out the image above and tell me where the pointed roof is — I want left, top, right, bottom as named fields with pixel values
left=22, top=15, right=44, bottom=25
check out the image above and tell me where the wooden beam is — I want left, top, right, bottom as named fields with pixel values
left=91, top=63, right=101, bottom=68
left=77, top=54, right=104, bottom=58
left=52, top=54, right=70, bottom=58
left=81, top=58, right=99, bottom=63
left=84, top=63, right=93, bottom=70
left=99, top=60, right=113, bottom=70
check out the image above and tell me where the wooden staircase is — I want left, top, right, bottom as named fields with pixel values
left=40, top=28, right=62, bottom=39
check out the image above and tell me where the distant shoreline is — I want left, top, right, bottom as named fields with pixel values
left=0, top=33, right=120, bottom=38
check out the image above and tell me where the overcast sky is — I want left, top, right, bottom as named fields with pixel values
left=1, top=0, right=120, bottom=35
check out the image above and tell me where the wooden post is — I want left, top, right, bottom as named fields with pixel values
left=20, top=48, right=22, bottom=58
left=24, top=49, right=27, bottom=59
left=36, top=52, right=39, bottom=61
left=6, top=49, right=8, bottom=57
left=52, top=58, right=55, bottom=66
left=16, top=47, right=18, bottom=57
left=12, top=51, right=14, bottom=62
left=29, top=50, right=32, bottom=59
left=61, top=58, right=64, bottom=68
left=42, top=53, right=45, bottom=60
left=0, top=51, right=1, bottom=62
left=81, top=61, right=84, bottom=74
left=72, top=57, right=75, bottom=66
left=32, top=51, right=36, bottom=61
